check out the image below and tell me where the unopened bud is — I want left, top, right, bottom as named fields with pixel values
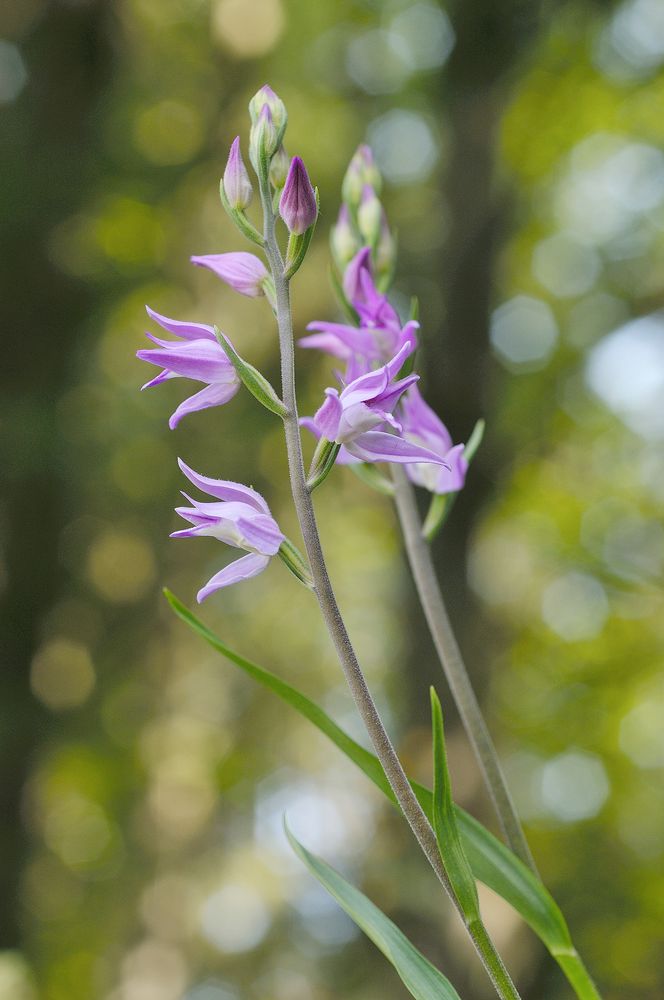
left=269, top=144, right=290, bottom=189
left=279, top=156, right=317, bottom=235
left=374, top=210, right=397, bottom=289
left=330, top=204, right=361, bottom=271
left=249, top=104, right=278, bottom=172
left=357, top=184, right=382, bottom=246
left=222, top=136, right=253, bottom=210
left=341, top=144, right=382, bottom=208
left=248, top=84, right=287, bottom=136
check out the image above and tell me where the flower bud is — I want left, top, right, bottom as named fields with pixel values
left=248, top=84, right=287, bottom=135
left=357, top=184, right=382, bottom=247
left=341, top=144, right=382, bottom=208
left=374, top=210, right=397, bottom=289
left=279, top=156, right=317, bottom=235
left=269, top=144, right=290, bottom=190
left=249, top=104, right=278, bottom=172
left=330, top=204, right=361, bottom=271
left=222, top=136, right=253, bottom=210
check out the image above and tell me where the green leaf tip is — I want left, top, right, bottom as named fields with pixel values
left=430, top=688, right=481, bottom=923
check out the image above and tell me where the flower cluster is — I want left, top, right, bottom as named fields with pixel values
left=136, top=85, right=467, bottom=601
left=300, top=148, right=468, bottom=496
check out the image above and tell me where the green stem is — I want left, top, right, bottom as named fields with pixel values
left=391, top=466, right=539, bottom=876
left=257, top=166, right=522, bottom=1000
left=469, top=922, right=522, bottom=1000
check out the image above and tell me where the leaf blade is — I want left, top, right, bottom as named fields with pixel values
left=166, top=591, right=599, bottom=997
left=285, top=823, right=462, bottom=1000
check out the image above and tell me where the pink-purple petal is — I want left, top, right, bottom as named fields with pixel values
left=197, top=553, right=271, bottom=602
left=146, top=306, right=216, bottom=342
left=169, top=380, right=240, bottom=430
left=236, top=515, right=284, bottom=555
left=346, top=431, right=452, bottom=466
left=191, top=252, right=268, bottom=297
left=177, top=459, right=270, bottom=513
left=314, top=389, right=343, bottom=440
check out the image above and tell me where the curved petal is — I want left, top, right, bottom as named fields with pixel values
left=146, top=306, right=216, bottom=341
left=346, top=431, right=452, bottom=467
left=191, top=252, right=268, bottom=297
left=314, top=388, right=343, bottom=440
left=197, top=553, right=270, bottom=602
left=236, top=514, right=284, bottom=556
left=137, top=339, right=232, bottom=383
left=298, top=333, right=353, bottom=360
left=401, top=384, right=453, bottom=450
left=178, top=459, right=270, bottom=513
left=169, top=380, right=240, bottom=430
left=141, top=368, right=177, bottom=390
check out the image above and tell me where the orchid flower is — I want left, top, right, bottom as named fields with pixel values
left=301, top=342, right=451, bottom=467
left=401, top=385, right=468, bottom=494
left=301, top=249, right=417, bottom=371
left=171, top=460, right=284, bottom=602
left=137, top=307, right=240, bottom=429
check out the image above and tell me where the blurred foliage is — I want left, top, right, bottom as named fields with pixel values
left=0, top=0, right=663, bottom=998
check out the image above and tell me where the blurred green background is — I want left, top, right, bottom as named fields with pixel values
left=1, top=0, right=664, bottom=998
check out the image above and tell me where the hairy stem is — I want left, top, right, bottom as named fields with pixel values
left=259, top=174, right=521, bottom=1000
left=391, top=465, right=538, bottom=875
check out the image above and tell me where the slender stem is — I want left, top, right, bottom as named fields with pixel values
left=258, top=172, right=521, bottom=1000
left=391, top=465, right=539, bottom=875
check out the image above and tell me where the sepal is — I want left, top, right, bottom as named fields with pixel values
left=214, top=326, right=287, bottom=417
left=284, top=188, right=320, bottom=279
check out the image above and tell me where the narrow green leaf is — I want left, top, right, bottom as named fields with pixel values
left=165, top=592, right=599, bottom=999
left=285, top=823, right=462, bottom=1000
left=430, top=688, right=481, bottom=922
left=214, top=327, right=287, bottom=418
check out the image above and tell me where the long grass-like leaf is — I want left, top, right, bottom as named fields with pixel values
left=165, top=590, right=601, bottom=1000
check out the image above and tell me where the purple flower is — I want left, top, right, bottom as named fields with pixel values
left=279, top=156, right=317, bottom=235
left=302, top=342, right=451, bottom=467
left=172, top=459, right=285, bottom=602
left=300, top=317, right=419, bottom=373
left=401, top=385, right=468, bottom=494
left=301, top=249, right=418, bottom=369
left=190, top=251, right=269, bottom=298
left=223, top=136, right=253, bottom=210
left=137, top=307, right=240, bottom=429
